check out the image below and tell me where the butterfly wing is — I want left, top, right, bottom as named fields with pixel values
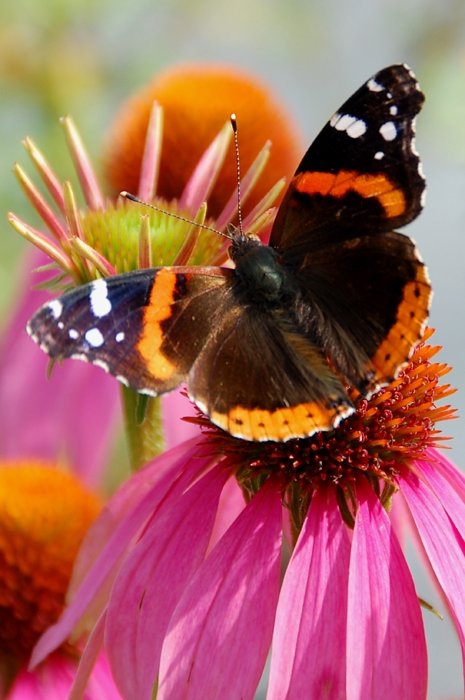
left=28, top=266, right=354, bottom=441
left=27, top=267, right=230, bottom=395
left=269, top=64, right=431, bottom=391
left=188, top=302, right=353, bottom=441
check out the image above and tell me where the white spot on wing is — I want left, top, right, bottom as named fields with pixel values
left=68, top=328, right=79, bottom=340
left=331, top=113, right=367, bottom=139
left=329, top=112, right=341, bottom=127
left=115, top=331, right=125, bottom=343
left=374, top=151, right=385, bottom=160
left=389, top=105, right=398, bottom=116
left=47, top=300, right=63, bottom=320
left=93, top=359, right=110, bottom=373
left=85, top=328, right=104, bottom=347
left=379, top=121, right=397, bottom=141
left=346, top=119, right=367, bottom=138
left=367, top=78, right=384, bottom=92
left=70, top=353, right=90, bottom=363
left=334, top=114, right=357, bottom=132
left=116, top=375, right=130, bottom=387
left=90, top=278, right=112, bottom=318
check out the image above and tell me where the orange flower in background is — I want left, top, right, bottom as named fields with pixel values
left=104, top=63, right=303, bottom=217
left=0, top=461, right=100, bottom=665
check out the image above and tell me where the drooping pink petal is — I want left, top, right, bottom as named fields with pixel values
left=0, top=251, right=118, bottom=487
left=347, top=480, right=427, bottom=700
left=106, top=462, right=230, bottom=700
left=158, top=479, right=283, bottom=700
left=31, top=438, right=205, bottom=667
left=69, top=610, right=107, bottom=700
left=416, top=454, right=465, bottom=535
left=68, top=438, right=195, bottom=598
left=162, top=388, right=200, bottom=448
left=425, top=447, right=465, bottom=500
left=267, top=488, right=350, bottom=700
left=208, top=475, right=245, bottom=551
left=9, top=651, right=121, bottom=700
left=401, top=467, right=465, bottom=681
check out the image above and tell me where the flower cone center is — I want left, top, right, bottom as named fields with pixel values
left=0, top=461, right=100, bottom=659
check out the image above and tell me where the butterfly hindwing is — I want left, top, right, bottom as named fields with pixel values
left=188, top=302, right=354, bottom=441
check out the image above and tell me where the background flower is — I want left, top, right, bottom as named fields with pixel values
left=0, top=260, right=121, bottom=697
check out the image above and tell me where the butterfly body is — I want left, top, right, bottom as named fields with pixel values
left=27, top=64, right=432, bottom=441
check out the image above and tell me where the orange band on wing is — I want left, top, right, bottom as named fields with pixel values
left=137, top=268, right=178, bottom=381
left=210, top=401, right=353, bottom=442
left=295, top=170, right=406, bottom=218
left=371, top=263, right=431, bottom=381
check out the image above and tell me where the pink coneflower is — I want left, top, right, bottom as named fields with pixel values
left=31, top=328, right=463, bottom=700
left=0, top=258, right=121, bottom=697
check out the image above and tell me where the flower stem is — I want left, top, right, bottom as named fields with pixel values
left=120, top=386, right=165, bottom=470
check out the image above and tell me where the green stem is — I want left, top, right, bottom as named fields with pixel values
left=120, top=386, right=165, bottom=471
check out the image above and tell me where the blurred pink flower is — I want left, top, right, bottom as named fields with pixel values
left=32, top=332, right=464, bottom=700
left=0, top=258, right=121, bottom=697
left=7, top=652, right=119, bottom=700
left=0, top=250, right=119, bottom=488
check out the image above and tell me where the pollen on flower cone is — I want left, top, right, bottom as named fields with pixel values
left=104, top=63, right=303, bottom=217
left=0, top=462, right=101, bottom=659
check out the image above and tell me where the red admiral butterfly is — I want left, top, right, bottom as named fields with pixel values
left=27, top=64, right=431, bottom=441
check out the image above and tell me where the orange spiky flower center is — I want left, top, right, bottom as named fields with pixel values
left=0, top=462, right=100, bottom=663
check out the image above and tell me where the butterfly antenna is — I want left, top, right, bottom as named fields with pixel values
left=230, top=114, right=245, bottom=237
left=120, top=191, right=233, bottom=240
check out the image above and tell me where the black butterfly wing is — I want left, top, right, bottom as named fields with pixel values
left=27, top=267, right=230, bottom=395
left=270, top=64, right=425, bottom=254
left=28, top=267, right=355, bottom=441
left=268, top=64, right=431, bottom=391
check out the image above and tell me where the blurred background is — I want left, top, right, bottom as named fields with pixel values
left=0, top=0, right=464, bottom=696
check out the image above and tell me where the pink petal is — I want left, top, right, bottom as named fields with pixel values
left=267, top=488, right=350, bottom=699
left=137, top=101, right=163, bottom=201
left=425, top=447, right=465, bottom=500
left=215, top=140, right=271, bottom=231
left=69, top=611, right=107, bottom=700
left=61, top=116, right=104, bottom=211
left=106, top=463, right=229, bottom=700
left=347, top=480, right=427, bottom=700
left=9, top=651, right=121, bottom=700
left=159, top=479, right=283, bottom=700
left=208, top=476, right=245, bottom=551
left=401, top=467, right=465, bottom=677
left=179, top=122, right=232, bottom=214
left=162, top=388, right=200, bottom=448
left=31, top=439, right=204, bottom=666
left=0, top=251, right=118, bottom=487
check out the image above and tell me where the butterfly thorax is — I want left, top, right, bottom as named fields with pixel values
left=229, top=234, right=298, bottom=304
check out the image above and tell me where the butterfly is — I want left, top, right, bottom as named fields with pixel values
left=27, top=64, right=431, bottom=442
